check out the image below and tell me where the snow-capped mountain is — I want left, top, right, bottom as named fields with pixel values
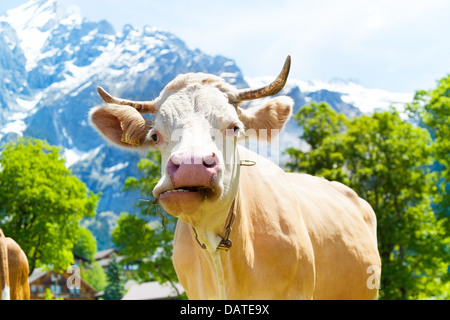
left=0, top=0, right=413, bottom=246
left=0, top=0, right=247, bottom=219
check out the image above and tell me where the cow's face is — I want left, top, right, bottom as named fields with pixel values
left=148, top=74, right=246, bottom=223
left=90, top=57, right=292, bottom=225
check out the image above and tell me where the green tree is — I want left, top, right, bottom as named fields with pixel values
left=406, top=74, right=450, bottom=294
left=407, top=74, right=450, bottom=220
left=112, top=212, right=179, bottom=294
left=285, top=102, right=348, bottom=182
left=103, top=253, right=125, bottom=300
left=285, top=104, right=449, bottom=299
left=43, top=288, right=63, bottom=300
left=0, top=138, right=98, bottom=274
left=73, top=227, right=108, bottom=292
left=112, top=149, right=181, bottom=296
left=82, top=261, right=108, bottom=292
left=73, top=226, right=97, bottom=262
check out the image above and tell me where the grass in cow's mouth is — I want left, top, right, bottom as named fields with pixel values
left=163, top=186, right=213, bottom=194
left=162, top=187, right=215, bottom=200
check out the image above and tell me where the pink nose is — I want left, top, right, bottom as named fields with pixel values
left=167, top=149, right=219, bottom=187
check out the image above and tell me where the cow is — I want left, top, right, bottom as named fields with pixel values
left=0, top=228, right=30, bottom=300
left=90, top=56, right=381, bottom=299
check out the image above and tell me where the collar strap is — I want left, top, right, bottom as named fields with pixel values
left=191, top=159, right=253, bottom=251
left=193, top=196, right=237, bottom=252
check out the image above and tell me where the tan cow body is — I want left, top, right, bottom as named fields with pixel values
left=0, top=229, right=30, bottom=300
left=173, top=147, right=380, bottom=299
left=90, top=56, right=381, bottom=300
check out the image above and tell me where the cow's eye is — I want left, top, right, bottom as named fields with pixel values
left=227, top=123, right=241, bottom=136
left=150, top=131, right=160, bottom=144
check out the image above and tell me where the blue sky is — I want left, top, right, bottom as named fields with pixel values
left=1, top=0, right=449, bottom=94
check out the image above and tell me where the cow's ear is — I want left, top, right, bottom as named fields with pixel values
left=237, top=96, right=293, bottom=141
left=89, top=104, right=153, bottom=150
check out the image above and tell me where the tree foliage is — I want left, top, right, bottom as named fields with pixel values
left=0, top=138, right=99, bottom=274
left=407, top=74, right=450, bottom=220
left=285, top=99, right=449, bottom=299
left=103, top=253, right=125, bottom=300
left=112, top=212, right=179, bottom=292
left=73, top=226, right=97, bottom=262
left=82, top=260, right=108, bottom=292
left=285, top=102, right=348, bottom=182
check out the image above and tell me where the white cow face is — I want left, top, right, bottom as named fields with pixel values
left=90, top=57, right=293, bottom=224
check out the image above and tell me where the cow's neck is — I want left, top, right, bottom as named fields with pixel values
left=186, top=148, right=240, bottom=299
left=189, top=197, right=237, bottom=300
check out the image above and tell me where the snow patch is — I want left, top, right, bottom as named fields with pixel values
left=16, top=92, right=42, bottom=111
left=1, top=119, right=26, bottom=136
left=0, top=0, right=60, bottom=71
left=104, top=162, right=129, bottom=173
left=63, top=146, right=102, bottom=168
left=70, top=81, right=93, bottom=97
left=289, top=78, right=413, bottom=113
left=247, top=76, right=413, bottom=114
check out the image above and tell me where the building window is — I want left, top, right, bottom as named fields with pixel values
left=50, top=285, right=62, bottom=294
left=69, top=287, right=81, bottom=296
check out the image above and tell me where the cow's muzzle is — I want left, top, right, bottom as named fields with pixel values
left=159, top=147, right=222, bottom=202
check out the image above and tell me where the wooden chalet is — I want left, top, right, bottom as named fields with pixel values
left=29, top=267, right=97, bottom=300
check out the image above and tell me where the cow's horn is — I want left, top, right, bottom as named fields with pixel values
left=97, top=86, right=155, bottom=114
left=237, top=55, right=291, bottom=101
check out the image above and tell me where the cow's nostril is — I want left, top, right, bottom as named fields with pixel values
left=203, top=152, right=216, bottom=168
left=167, top=157, right=181, bottom=177
left=171, top=154, right=182, bottom=167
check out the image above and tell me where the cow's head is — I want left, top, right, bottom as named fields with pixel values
left=90, top=56, right=293, bottom=228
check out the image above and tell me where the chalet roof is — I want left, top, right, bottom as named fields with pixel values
left=122, top=281, right=184, bottom=300
left=73, top=252, right=91, bottom=263
left=28, top=268, right=48, bottom=283
left=95, top=248, right=118, bottom=260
